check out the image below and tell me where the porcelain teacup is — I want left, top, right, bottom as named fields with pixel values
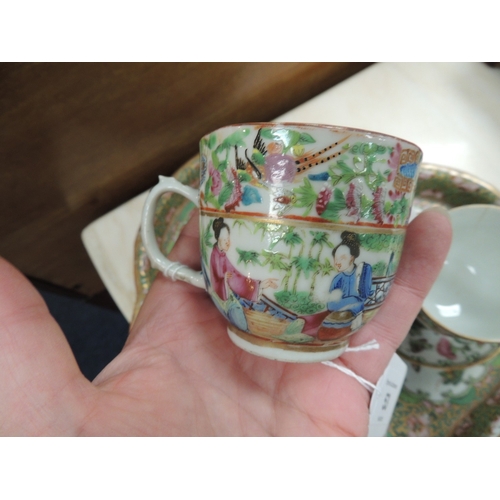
left=141, top=123, right=422, bottom=362
left=398, top=204, right=500, bottom=402
left=420, top=205, right=500, bottom=341
left=400, top=204, right=500, bottom=371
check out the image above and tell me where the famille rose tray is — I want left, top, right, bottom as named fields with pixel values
left=133, top=157, right=500, bottom=436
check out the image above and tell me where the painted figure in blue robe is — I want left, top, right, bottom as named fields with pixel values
left=324, top=231, right=372, bottom=332
left=327, top=231, right=372, bottom=315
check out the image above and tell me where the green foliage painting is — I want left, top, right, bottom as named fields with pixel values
left=200, top=217, right=400, bottom=315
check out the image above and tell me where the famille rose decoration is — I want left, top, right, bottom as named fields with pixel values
left=141, top=123, right=422, bottom=362
left=398, top=318, right=500, bottom=370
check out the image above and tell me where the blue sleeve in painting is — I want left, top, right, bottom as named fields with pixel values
left=358, top=263, right=373, bottom=298
left=329, top=273, right=342, bottom=293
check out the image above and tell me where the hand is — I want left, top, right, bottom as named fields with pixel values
left=0, top=207, right=451, bottom=436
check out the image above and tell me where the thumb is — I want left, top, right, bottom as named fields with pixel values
left=0, top=257, right=92, bottom=435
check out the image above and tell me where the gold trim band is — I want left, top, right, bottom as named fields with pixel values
left=200, top=209, right=406, bottom=235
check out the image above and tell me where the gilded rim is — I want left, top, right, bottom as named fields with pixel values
left=398, top=345, right=500, bottom=372
left=417, top=164, right=500, bottom=200
left=202, top=122, right=423, bottom=153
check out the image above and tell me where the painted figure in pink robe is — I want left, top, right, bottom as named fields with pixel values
left=210, top=218, right=277, bottom=303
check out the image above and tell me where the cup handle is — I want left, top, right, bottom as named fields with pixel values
left=140, top=175, right=205, bottom=289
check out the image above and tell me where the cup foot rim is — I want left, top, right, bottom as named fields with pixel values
left=227, top=327, right=348, bottom=363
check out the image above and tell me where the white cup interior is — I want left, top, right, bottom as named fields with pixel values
left=422, top=204, right=500, bottom=343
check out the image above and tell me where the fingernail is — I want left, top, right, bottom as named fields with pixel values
left=421, top=204, right=451, bottom=220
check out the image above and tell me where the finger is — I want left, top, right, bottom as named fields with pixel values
left=129, top=209, right=221, bottom=345
left=165, top=207, right=202, bottom=272
left=0, top=257, right=92, bottom=435
left=342, top=206, right=452, bottom=382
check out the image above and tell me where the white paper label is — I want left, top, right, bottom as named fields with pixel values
left=368, top=354, right=407, bottom=437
